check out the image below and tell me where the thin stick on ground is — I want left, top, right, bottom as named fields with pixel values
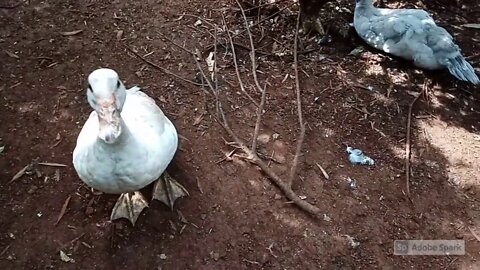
left=123, top=44, right=205, bottom=87
left=222, top=14, right=259, bottom=107
left=213, top=26, right=220, bottom=114
left=405, top=80, right=428, bottom=196
left=235, top=0, right=264, bottom=94
left=251, top=82, right=268, bottom=153
left=287, top=11, right=307, bottom=187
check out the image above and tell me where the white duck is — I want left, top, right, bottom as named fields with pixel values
left=353, top=0, right=479, bottom=84
left=72, top=68, right=188, bottom=225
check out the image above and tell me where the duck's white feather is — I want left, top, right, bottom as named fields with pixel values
left=73, top=87, right=177, bottom=194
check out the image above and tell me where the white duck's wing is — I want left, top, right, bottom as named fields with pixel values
left=355, top=6, right=437, bottom=59
left=122, top=88, right=172, bottom=135
left=377, top=7, right=431, bottom=20
left=424, top=25, right=458, bottom=64
left=121, top=88, right=178, bottom=168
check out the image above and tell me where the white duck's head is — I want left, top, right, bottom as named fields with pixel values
left=86, top=68, right=127, bottom=144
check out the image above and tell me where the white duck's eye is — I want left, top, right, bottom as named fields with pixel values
left=87, top=84, right=93, bottom=92
left=116, top=81, right=121, bottom=89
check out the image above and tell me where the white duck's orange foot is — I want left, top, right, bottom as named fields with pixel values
left=152, top=172, right=189, bottom=210
left=110, top=192, right=149, bottom=226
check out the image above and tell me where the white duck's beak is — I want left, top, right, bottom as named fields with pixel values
left=97, top=95, right=122, bottom=144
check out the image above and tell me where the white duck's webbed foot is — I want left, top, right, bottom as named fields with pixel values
left=110, top=192, right=149, bottom=226
left=152, top=171, right=189, bottom=210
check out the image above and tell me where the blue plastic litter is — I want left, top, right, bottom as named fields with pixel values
left=346, top=146, right=375, bottom=165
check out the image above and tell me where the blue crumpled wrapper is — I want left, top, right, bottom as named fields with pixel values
left=346, top=146, right=375, bottom=165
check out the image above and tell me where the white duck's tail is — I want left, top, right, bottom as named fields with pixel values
left=447, top=55, right=479, bottom=85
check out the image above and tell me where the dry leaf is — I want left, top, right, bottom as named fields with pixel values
left=8, top=164, right=30, bottom=184
left=60, top=30, right=83, bottom=36
left=59, top=250, right=74, bottom=263
left=349, top=46, right=364, bottom=56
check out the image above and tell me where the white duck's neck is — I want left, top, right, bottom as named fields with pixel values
left=95, top=118, right=134, bottom=151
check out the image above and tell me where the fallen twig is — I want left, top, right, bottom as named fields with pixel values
left=222, top=15, right=259, bottom=107
left=405, top=80, right=427, bottom=196
left=123, top=44, right=204, bottom=87
left=58, top=233, right=85, bottom=251
left=251, top=82, right=267, bottom=153
left=159, top=34, right=196, bottom=56
left=0, top=245, right=10, bottom=257
left=55, top=195, right=71, bottom=226
left=287, top=11, right=306, bottom=187
left=59, top=30, right=83, bottom=36
left=315, top=163, right=329, bottom=180
left=236, top=0, right=264, bottom=94
left=243, top=258, right=261, bottom=265
left=38, top=162, right=67, bottom=167
left=469, top=227, right=480, bottom=242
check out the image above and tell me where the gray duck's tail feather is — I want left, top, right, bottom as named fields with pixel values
left=447, top=55, right=479, bottom=85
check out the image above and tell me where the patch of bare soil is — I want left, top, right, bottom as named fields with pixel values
left=0, top=0, right=479, bottom=269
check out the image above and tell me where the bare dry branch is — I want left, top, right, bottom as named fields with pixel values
left=235, top=0, right=264, bottom=94
left=123, top=45, right=203, bottom=87
left=251, top=82, right=267, bottom=153
left=163, top=5, right=321, bottom=217
left=405, top=80, right=427, bottom=196
left=214, top=100, right=320, bottom=215
left=287, top=11, right=306, bottom=187
left=222, top=15, right=259, bottom=107
left=213, top=3, right=320, bottom=216
left=159, top=34, right=196, bottom=56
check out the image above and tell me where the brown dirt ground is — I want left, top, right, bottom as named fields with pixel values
left=1, top=0, right=480, bottom=269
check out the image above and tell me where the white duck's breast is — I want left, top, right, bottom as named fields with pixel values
left=73, top=89, right=178, bottom=194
